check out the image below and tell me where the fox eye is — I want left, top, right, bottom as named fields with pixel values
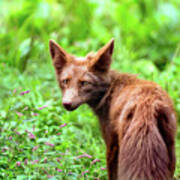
left=62, top=79, right=69, bottom=85
left=80, top=81, right=90, bottom=86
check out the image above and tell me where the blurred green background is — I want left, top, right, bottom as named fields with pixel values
left=0, top=0, right=180, bottom=179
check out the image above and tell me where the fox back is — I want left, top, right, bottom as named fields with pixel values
left=49, top=39, right=176, bottom=180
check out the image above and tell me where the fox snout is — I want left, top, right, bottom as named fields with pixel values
left=62, top=101, right=80, bottom=111
left=62, top=102, right=75, bottom=111
left=62, top=89, right=80, bottom=111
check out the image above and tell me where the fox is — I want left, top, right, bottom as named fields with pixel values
left=49, top=38, right=176, bottom=180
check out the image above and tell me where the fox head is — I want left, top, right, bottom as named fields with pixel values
left=49, top=39, right=114, bottom=111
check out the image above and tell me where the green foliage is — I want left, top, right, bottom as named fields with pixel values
left=0, top=0, right=180, bottom=179
left=0, top=63, right=107, bottom=179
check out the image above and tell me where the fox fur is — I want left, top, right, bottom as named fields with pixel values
left=49, top=39, right=176, bottom=180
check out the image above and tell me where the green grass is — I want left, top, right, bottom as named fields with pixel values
left=0, top=0, right=180, bottom=179
left=0, top=63, right=107, bottom=179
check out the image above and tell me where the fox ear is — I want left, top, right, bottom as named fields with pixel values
left=49, top=40, right=67, bottom=73
left=90, top=38, right=114, bottom=72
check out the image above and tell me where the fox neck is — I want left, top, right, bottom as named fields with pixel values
left=87, top=87, right=111, bottom=119
left=87, top=71, right=137, bottom=120
left=87, top=71, right=116, bottom=119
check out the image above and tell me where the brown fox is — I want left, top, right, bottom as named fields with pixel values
left=49, top=39, right=176, bottom=180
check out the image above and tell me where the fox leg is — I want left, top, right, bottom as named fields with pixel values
left=106, top=143, right=119, bottom=180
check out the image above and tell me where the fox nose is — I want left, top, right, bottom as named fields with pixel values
left=63, top=102, right=73, bottom=110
